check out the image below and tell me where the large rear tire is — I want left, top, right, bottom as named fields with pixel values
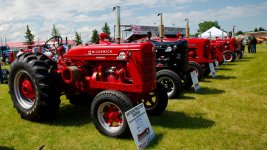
left=141, top=82, right=168, bottom=116
left=235, top=51, right=243, bottom=59
left=91, top=90, right=133, bottom=138
left=156, top=69, right=182, bottom=99
left=189, top=61, right=203, bottom=80
left=9, top=53, right=61, bottom=121
left=181, top=72, right=193, bottom=89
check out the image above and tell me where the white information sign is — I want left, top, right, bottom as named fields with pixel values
left=215, top=60, right=219, bottom=69
left=209, top=63, right=216, bottom=78
left=190, top=71, right=200, bottom=92
left=125, top=103, right=155, bottom=150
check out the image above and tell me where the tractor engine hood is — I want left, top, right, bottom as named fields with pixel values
left=64, top=42, right=154, bottom=61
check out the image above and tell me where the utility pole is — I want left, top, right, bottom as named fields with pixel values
left=158, top=13, right=164, bottom=42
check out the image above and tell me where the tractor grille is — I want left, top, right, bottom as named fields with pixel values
left=139, top=49, right=156, bottom=83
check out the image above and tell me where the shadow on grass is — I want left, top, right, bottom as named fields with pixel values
left=205, top=75, right=236, bottom=80
left=217, top=67, right=233, bottom=71
left=0, top=146, right=15, bottom=150
left=46, top=105, right=91, bottom=126
left=224, top=63, right=237, bottom=66
left=146, top=133, right=164, bottom=149
left=150, top=111, right=215, bottom=129
left=184, top=87, right=225, bottom=95
left=178, top=94, right=196, bottom=100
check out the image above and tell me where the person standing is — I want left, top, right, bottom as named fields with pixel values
left=250, top=35, right=257, bottom=53
left=0, top=53, right=3, bottom=84
left=247, top=36, right=251, bottom=53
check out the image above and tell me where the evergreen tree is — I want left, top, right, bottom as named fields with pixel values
left=101, top=22, right=111, bottom=35
left=254, top=28, right=258, bottom=32
left=90, top=29, right=99, bottom=44
left=51, top=24, right=60, bottom=37
left=24, top=25, right=35, bottom=45
left=258, top=27, right=266, bottom=31
left=74, top=31, right=83, bottom=45
left=236, top=30, right=243, bottom=35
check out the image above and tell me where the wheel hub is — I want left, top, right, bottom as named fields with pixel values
left=102, top=104, right=122, bottom=127
left=21, top=79, right=35, bottom=101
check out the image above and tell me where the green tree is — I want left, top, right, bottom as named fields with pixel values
left=101, top=22, right=111, bottom=35
left=51, top=24, right=60, bottom=37
left=198, top=21, right=221, bottom=33
left=74, top=31, right=82, bottom=45
left=24, top=25, right=35, bottom=45
left=90, top=29, right=99, bottom=44
left=236, top=30, right=243, bottom=35
left=254, top=28, right=258, bottom=32
left=258, top=27, right=266, bottom=31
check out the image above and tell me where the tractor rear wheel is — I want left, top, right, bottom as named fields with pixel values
left=181, top=72, right=193, bottom=89
left=235, top=51, right=243, bottom=59
left=140, top=82, right=168, bottom=116
left=9, top=53, right=61, bottom=121
left=156, top=69, right=182, bottom=99
left=189, top=61, right=203, bottom=80
left=91, top=90, right=133, bottom=138
left=203, top=64, right=211, bottom=77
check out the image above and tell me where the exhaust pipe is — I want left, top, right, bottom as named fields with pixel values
left=113, top=6, right=121, bottom=43
left=232, top=26, right=235, bottom=38
left=185, top=18, right=190, bottom=38
left=158, top=13, right=164, bottom=42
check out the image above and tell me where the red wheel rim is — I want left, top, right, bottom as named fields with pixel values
left=21, top=78, right=36, bottom=101
left=97, top=102, right=124, bottom=132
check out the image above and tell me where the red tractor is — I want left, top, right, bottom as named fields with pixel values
left=184, top=38, right=216, bottom=80
left=8, top=36, right=168, bottom=138
left=210, top=41, right=224, bottom=65
left=212, top=37, right=239, bottom=62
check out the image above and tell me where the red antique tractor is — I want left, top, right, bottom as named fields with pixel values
left=212, top=37, right=238, bottom=62
left=185, top=38, right=216, bottom=79
left=8, top=36, right=168, bottom=138
left=210, top=42, right=224, bottom=64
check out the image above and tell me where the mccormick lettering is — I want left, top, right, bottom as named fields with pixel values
left=88, top=50, right=113, bottom=55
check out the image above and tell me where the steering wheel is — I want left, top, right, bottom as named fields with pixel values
left=44, top=36, right=63, bottom=53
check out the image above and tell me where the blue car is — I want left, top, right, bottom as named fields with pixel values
left=0, top=46, right=11, bottom=64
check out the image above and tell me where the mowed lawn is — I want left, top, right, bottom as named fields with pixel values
left=0, top=45, right=267, bottom=150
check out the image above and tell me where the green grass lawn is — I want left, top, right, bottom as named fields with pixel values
left=1, top=45, right=267, bottom=150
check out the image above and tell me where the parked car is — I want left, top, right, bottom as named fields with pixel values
left=0, top=46, right=11, bottom=64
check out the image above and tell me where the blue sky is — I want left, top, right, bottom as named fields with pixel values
left=0, top=0, right=266, bottom=42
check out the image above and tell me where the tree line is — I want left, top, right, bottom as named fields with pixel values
left=24, top=22, right=111, bottom=46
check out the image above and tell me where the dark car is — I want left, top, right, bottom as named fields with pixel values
left=0, top=46, right=11, bottom=63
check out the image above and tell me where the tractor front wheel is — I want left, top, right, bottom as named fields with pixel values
left=223, top=51, right=236, bottom=62
left=91, top=90, right=133, bottom=138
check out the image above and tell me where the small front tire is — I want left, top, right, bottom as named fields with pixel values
left=91, top=90, right=133, bottom=138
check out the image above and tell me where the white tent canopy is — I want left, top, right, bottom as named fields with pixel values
left=200, top=26, right=227, bottom=38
